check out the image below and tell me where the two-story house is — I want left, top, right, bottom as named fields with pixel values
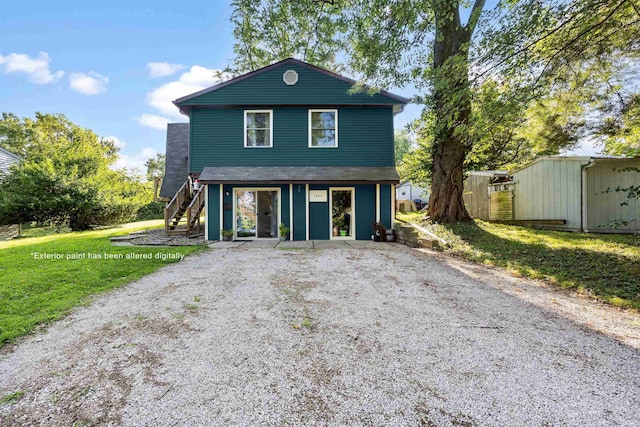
left=162, top=58, right=408, bottom=241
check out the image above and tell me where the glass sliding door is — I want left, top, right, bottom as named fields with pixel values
left=257, top=190, right=278, bottom=238
left=330, top=188, right=355, bottom=240
left=235, top=189, right=279, bottom=239
left=236, top=191, right=257, bottom=238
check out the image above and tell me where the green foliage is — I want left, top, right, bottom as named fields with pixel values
left=0, top=220, right=205, bottom=345
left=597, top=93, right=640, bottom=157
left=278, top=223, right=290, bottom=236
left=0, top=113, right=150, bottom=231
left=229, top=0, right=347, bottom=74
left=145, top=153, right=165, bottom=182
left=136, top=201, right=166, bottom=221
left=394, top=129, right=413, bottom=165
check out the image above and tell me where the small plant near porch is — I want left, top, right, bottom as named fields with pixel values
left=278, top=223, right=290, bottom=241
left=220, top=229, right=234, bottom=241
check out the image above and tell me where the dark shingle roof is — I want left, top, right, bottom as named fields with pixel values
left=159, top=123, right=189, bottom=198
left=198, top=166, right=400, bottom=184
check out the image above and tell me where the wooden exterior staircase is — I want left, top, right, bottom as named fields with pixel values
left=164, top=178, right=205, bottom=236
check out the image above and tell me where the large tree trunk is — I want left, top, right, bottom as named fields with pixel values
left=428, top=3, right=473, bottom=223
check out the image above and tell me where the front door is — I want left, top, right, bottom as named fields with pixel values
left=235, top=189, right=279, bottom=239
left=330, top=187, right=355, bottom=240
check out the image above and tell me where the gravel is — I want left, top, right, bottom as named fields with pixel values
left=1, top=243, right=639, bottom=426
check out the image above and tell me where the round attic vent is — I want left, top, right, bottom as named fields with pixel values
left=283, top=70, right=298, bottom=85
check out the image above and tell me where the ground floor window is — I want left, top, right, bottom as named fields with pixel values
left=330, top=188, right=354, bottom=240
left=234, top=189, right=279, bottom=239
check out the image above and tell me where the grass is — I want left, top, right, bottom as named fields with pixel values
left=0, top=391, right=25, bottom=404
left=397, top=212, right=640, bottom=310
left=0, top=220, right=207, bottom=345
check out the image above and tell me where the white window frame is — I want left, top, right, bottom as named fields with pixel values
left=308, top=109, right=338, bottom=148
left=244, top=110, right=273, bottom=148
left=232, top=187, right=282, bottom=240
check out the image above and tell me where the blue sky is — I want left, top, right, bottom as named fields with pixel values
left=0, top=1, right=591, bottom=171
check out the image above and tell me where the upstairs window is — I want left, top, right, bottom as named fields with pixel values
left=244, top=110, right=273, bottom=148
left=309, top=109, right=338, bottom=148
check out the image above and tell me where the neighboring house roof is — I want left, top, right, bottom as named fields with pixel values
left=198, top=166, right=400, bottom=184
left=159, top=123, right=189, bottom=198
left=0, top=146, right=21, bottom=174
left=174, top=58, right=410, bottom=115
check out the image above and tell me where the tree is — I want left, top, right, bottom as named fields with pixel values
left=230, top=0, right=639, bottom=222
left=0, top=113, right=150, bottom=230
left=394, top=130, right=413, bottom=166
left=145, top=153, right=166, bottom=182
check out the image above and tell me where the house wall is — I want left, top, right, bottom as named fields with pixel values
left=396, top=182, right=429, bottom=201
left=207, top=183, right=388, bottom=240
left=0, top=147, right=20, bottom=175
left=586, top=159, right=640, bottom=232
left=512, top=158, right=587, bottom=230
left=189, top=106, right=394, bottom=172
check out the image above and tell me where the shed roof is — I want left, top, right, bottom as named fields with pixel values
left=159, top=123, right=189, bottom=198
left=511, top=156, right=640, bottom=174
left=198, top=166, right=400, bottom=184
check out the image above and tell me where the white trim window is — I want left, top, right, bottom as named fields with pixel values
left=309, top=109, right=338, bottom=148
left=244, top=110, right=273, bottom=148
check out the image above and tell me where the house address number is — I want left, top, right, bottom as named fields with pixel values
left=309, top=190, right=327, bottom=202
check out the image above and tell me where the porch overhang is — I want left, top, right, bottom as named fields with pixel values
left=197, top=166, right=400, bottom=184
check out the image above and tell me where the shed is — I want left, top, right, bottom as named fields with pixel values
left=463, top=171, right=511, bottom=220
left=512, top=156, right=640, bottom=233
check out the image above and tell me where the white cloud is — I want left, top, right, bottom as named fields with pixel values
left=0, top=51, right=63, bottom=84
left=146, top=65, right=230, bottom=117
left=147, top=61, right=184, bottom=78
left=69, top=71, right=109, bottom=95
left=112, top=146, right=158, bottom=172
left=136, top=114, right=174, bottom=131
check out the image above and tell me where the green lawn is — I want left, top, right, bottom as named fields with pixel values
left=398, top=213, right=640, bottom=310
left=0, top=220, right=207, bottom=345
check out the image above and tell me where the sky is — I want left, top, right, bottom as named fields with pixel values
left=0, top=1, right=594, bottom=172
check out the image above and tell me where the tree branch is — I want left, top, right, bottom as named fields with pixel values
left=466, top=0, right=487, bottom=35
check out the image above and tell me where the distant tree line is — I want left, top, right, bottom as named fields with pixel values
left=0, top=113, right=158, bottom=231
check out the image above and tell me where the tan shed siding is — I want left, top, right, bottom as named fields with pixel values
left=513, top=158, right=585, bottom=230
left=463, top=175, right=491, bottom=220
left=586, top=160, right=640, bottom=232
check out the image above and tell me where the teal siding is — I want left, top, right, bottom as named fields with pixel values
left=293, top=184, right=307, bottom=240
left=355, top=185, right=376, bottom=240
left=189, top=106, right=394, bottom=172
left=207, top=184, right=221, bottom=240
left=380, top=184, right=392, bottom=229
left=309, top=185, right=330, bottom=240
left=180, top=63, right=400, bottom=107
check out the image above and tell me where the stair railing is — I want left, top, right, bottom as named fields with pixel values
left=164, top=177, right=192, bottom=231
left=186, top=186, right=205, bottom=232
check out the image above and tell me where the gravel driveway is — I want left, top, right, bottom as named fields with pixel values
left=1, top=243, right=639, bottom=426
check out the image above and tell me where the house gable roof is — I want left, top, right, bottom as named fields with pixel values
left=174, top=58, right=409, bottom=115
left=159, top=123, right=189, bottom=198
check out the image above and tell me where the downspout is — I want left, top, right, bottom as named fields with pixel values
left=581, top=159, right=596, bottom=232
